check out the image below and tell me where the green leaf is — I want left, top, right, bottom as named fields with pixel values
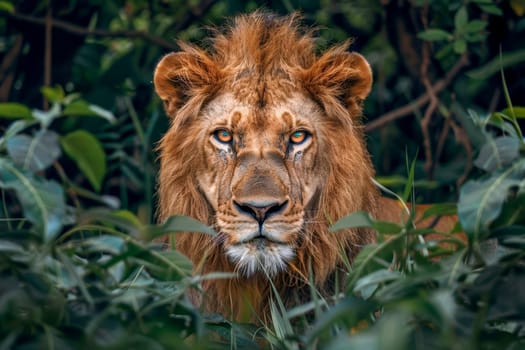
left=490, top=193, right=525, bottom=231
left=417, top=29, right=453, bottom=41
left=83, top=235, right=126, bottom=255
left=464, top=20, right=487, bottom=33
left=6, top=130, right=61, bottom=172
left=458, top=159, right=525, bottom=238
left=453, top=38, right=467, bottom=54
left=142, top=215, right=216, bottom=241
left=487, top=113, right=520, bottom=137
left=353, top=269, right=402, bottom=299
left=330, top=211, right=402, bottom=235
left=372, top=221, right=403, bottom=235
left=375, top=175, right=408, bottom=187
left=465, top=31, right=487, bottom=43
left=78, top=208, right=143, bottom=236
left=429, top=289, right=456, bottom=322
left=0, top=1, right=15, bottom=12
left=454, top=6, right=469, bottom=32
left=502, top=106, right=525, bottom=119
left=60, top=130, right=106, bottom=192
left=62, top=100, right=92, bottom=116
left=41, top=86, right=65, bottom=103
left=117, top=240, right=192, bottom=280
left=155, top=249, right=194, bottom=277
left=0, top=159, right=65, bottom=241
left=0, top=120, right=33, bottom=149
left=45, top=256, right=81, bottom=289
left=478, top=3, right=504, bottom=15
left=467, top=49, right=525, bottom=80
left=63, top=100, right=116, bottom=123
left=330, top=211, right=374, bottom=231
left=0, top=239, right=26, bottom=256
left=88, top=104, right=116, bottom=123
left=474, top=136, right=520, bottom=172
left=0, top=103, right=33, bottom=119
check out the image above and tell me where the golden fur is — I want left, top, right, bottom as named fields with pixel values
left=153, top=12, right=455, bottom=323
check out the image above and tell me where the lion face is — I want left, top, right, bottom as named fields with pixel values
left=153, top=13, right=378, bottom=291
left=195, top=92, right=325, bottom=276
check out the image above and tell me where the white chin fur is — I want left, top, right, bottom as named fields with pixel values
left=226, top=243, right=295, bottom=277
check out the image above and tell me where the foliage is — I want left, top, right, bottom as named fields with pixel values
left=0, top=0, right=524, bottom=349
left=299, top=107, right=525, bottom=350
left=0, top=94, right=219, bottom=348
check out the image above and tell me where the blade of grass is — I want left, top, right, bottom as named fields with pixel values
left=500, top=49, right=523, bottom=141
left=402, top=150, right=417, bottom=204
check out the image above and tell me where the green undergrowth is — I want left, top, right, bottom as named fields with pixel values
left=1, top=92, right=524, bottom=349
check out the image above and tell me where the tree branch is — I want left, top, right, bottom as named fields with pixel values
left=365, top=53, right=469, bottom=132
left=420, top=41, right=439, bottom=178
left=0, top=34, right=23, bottom=102
left=5, top=10, right=179, bottom=51
left=172, top=0, right=216, bottom=33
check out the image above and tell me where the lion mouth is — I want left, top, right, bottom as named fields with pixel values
left=225, top=238, right=295, bottom=277
left=239, top=235, right=284, bottom=248
left=237, top=230, right=289, bottom=245
left=249, top=237, right=268, bottom=250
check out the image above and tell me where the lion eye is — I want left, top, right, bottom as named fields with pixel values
left=213, top=129, right=233, bottom=144
left=289, top=130, right=309, bottom=145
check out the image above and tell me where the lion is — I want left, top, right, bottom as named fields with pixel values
left=153, top=12, right=456, bottom=322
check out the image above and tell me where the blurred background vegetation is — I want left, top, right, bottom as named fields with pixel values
left=1, top=0, right=524, bottom=349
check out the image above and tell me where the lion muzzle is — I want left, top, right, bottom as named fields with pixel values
left=222, top=152, right=299, bottom=276
left=230, top=151, right=292, bottom=237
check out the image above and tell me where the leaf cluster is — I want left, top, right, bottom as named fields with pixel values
left=0, top=88, right=223, bottom=349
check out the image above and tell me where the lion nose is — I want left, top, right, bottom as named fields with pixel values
left=233, top=199, right=288, bottom=224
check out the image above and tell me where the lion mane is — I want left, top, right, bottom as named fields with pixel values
left=153, top=12, right=380, bottom=322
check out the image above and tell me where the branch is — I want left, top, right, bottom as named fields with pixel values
left=172, top=0, right=216, bottom=33
left=419, top=41, right=439, bottom=178
left=365, top=53, right=469, bottom=132
left=0, top=34, right=23, bottom=102
left=5, top=11, right=179, bottom=51
left=449, top=117, right=473, bottom=187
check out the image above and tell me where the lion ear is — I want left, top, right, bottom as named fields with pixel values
left=153, top=47, right=221, bottom=118
left=303, top=48, right=372, bottom=115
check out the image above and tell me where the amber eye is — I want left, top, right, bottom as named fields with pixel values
left=213, top=129, right=233, bottom=144
left=289, top=130, right=309, bottom=145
